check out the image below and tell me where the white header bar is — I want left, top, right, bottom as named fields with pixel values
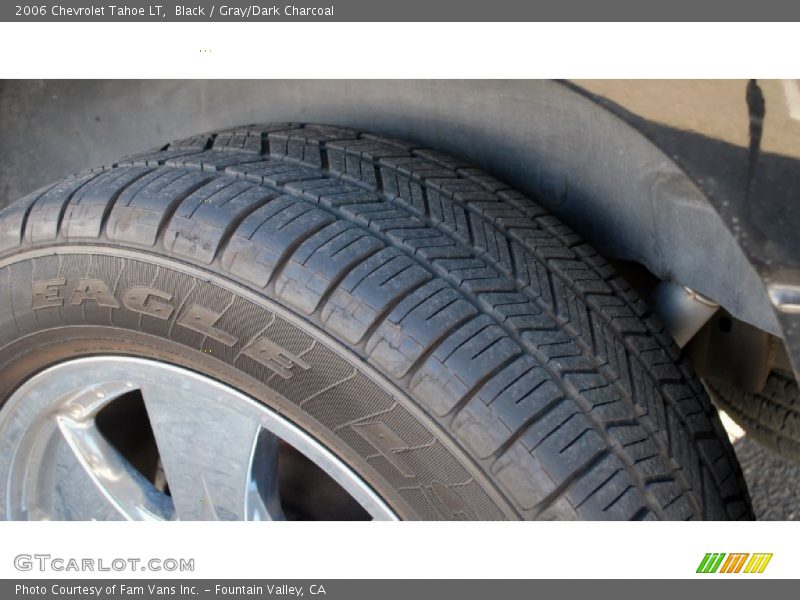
left=0, top=23, right=799, bottom=79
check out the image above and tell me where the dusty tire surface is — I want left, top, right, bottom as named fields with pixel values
left=0, top=123, right=752, bottom=520
left=709, top=370, right=800, bottom=462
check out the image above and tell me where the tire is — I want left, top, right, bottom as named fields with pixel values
left=708, top=370, right=800, bottom=462
left=0, top=123, right=752, bottom=520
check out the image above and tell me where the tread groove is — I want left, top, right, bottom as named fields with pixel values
left=0, top=123, right=754, bottom=521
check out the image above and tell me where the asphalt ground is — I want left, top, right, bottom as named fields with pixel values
left=718, top=410, right=800, bottom=520
left=733, top=436, right=800, bottom=520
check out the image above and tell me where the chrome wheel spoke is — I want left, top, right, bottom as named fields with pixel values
left=139, top=383, right=284, bottom=521
left=41, top=433, right=128, bottom=521
left=54, top=417, right=174, bottom=521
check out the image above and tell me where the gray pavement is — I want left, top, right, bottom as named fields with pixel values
left=733, top=436, right=800, bottom=520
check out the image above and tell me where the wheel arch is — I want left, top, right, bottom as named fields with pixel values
left=0, top=79, right=780, bottom=339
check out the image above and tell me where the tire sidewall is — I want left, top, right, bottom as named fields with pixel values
left=0, top=245, right=516, bottom=521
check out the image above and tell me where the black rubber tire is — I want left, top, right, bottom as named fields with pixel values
left=708, top=370, right=800, bottom=462
left=0, top=123, right=752, bottom=520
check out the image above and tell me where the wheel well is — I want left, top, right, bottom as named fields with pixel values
left=0, top=79, right=779, bottom=340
